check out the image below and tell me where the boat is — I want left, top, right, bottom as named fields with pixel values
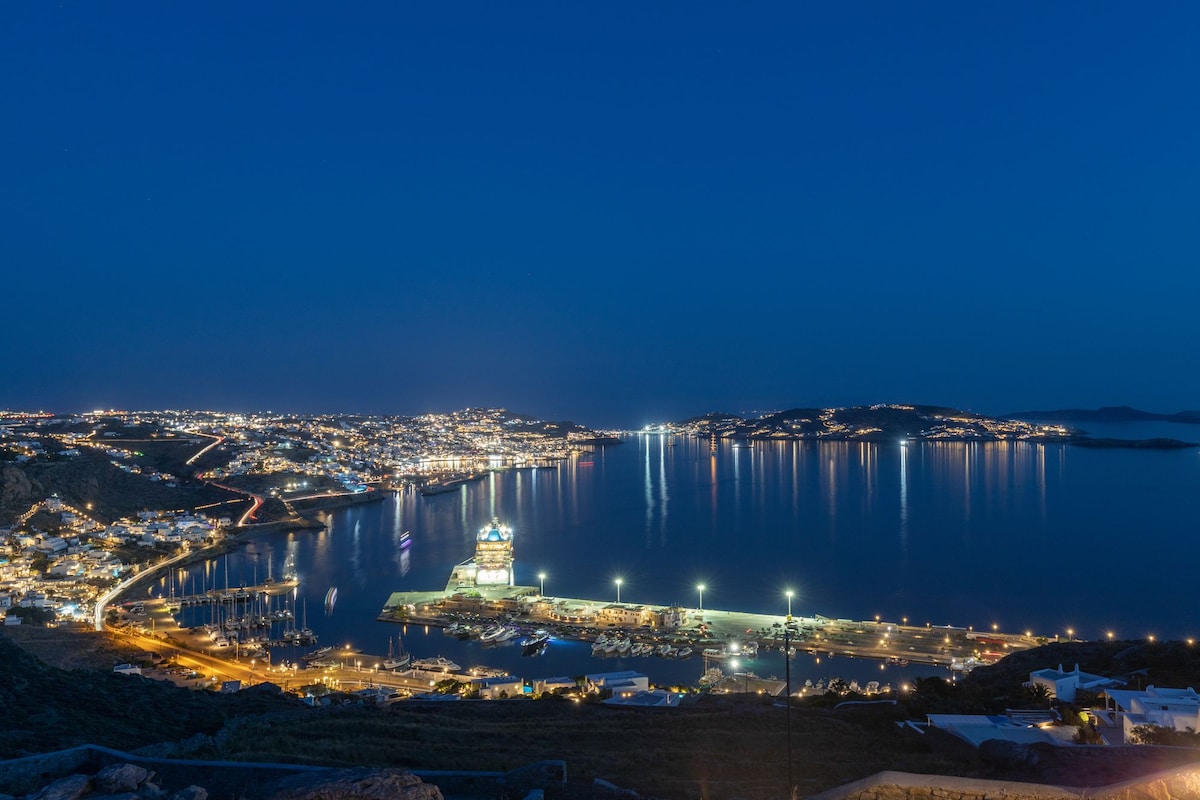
left=702, top=648, right=727, bottom=659
left=302, top=645, right=334, bottom=661
left=676, top=646, right=693, bottom=658
left=419, top=474, right=483, bottom=496
left=411, top=656, right=461, bottom=673
left=520, top=630, right=550, bottom=654
left=468, top=665, right=510, bottom=678
left=479, top=624, right=507, bottom=642
left=383, top=635, right=411, bottom=670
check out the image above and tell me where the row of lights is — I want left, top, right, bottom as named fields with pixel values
left=538, top=574, right=1191, bottom=644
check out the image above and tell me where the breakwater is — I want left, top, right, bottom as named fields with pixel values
left=379, top=583, right=1040, bottom=671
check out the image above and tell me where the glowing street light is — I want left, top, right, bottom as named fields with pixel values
left=615, top=578, right=622, bottom=604
left=538, top=572, right=546, bottom=596
left=697, top=584, right=705, bottom=613
left=785, top=589, right=794, bottom=619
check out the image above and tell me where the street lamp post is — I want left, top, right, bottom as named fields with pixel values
left=615, top=578, right=622, bottom=604
left=784, top=621, right=794, bottom=796
left=697, top=584, right=705, bottom=613
left=785, top=589, right=794, bottom=619
left=538, top=572, right=546, bottom=597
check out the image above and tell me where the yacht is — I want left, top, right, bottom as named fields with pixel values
left=411, top=656, right=462, bottom=673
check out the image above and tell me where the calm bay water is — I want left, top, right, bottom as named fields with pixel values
left=173, top=430, right=1200, bottom=688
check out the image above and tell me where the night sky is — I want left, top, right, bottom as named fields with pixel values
left=4, top=3, right=1198, bottom=427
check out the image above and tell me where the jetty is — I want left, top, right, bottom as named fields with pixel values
left=379, top=582, right=1039, bottom=671
left=169, top=578, right=300, bottom=607
left=378, top=518, right=1040, bottom=671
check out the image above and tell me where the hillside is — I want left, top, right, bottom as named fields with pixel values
left=5, top=629, right=1200, bottom=799
left=0, top=628, right=300, bottom=758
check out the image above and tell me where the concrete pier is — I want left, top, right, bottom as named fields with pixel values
left=378, top=584, right=1040, bottom=670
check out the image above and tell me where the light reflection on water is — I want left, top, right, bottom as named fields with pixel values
left=173, top=433, right=1200, bottom=685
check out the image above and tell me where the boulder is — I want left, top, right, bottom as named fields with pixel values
left=135, top=782, right=164, bottom=800
left=264, top=769, right=442, bottom=800
left=95, top=765, right=149, bottom=794
left=167, top=787, right=207, bottom=800
left=26, top=774, right=91, bottom=800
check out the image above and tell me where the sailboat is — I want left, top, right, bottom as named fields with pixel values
left=383, top=634, right=411, bottom=670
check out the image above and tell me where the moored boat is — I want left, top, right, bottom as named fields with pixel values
left=383, top=635, right=411, bottom=670
left=411, top=656, right=461, bottom=673
left=520, top=630, right=550, bottom=654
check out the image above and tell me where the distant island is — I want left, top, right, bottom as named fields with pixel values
left=1003, top=405, right=1200, bottom=425
left=664, top=404, right=1199, bottom=448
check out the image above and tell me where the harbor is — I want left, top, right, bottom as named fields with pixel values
left=378, top=585, right=1040, bottom=675
left=107, top=506, right=1064, bottom=697
left=375, top=517, right=1042, bottom=678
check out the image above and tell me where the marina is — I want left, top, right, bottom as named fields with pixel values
left=122, top=432, right=1200, bottom=694
left=374, top=515, right=1039, bottom=674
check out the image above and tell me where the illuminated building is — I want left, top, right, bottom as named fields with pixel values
left=450, top=517, right=515, bottom=587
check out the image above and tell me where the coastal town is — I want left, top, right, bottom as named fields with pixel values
left=3, top=405, right=1200, bottom=800
left=0, top=404, right=611, bottom=625
left=0, top=403, right=1077, bottom=635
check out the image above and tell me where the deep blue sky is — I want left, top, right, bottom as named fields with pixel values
left=3, top=3, right=1198, bottom=427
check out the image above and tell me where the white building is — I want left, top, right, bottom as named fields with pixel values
left=1104, top=686, right=1200, bottom=742
left=534, top=676, right=579, bottom=695
left=471, top=675, right=524, bottom=699
left=1027, top=663, right=1123, bottom=702
left=586, top=670, right=650, bottom=698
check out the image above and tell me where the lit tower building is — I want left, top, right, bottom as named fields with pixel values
left=451, top=517, right=515, bottom=587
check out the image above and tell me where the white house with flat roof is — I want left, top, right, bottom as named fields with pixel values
left=534, top=676, right=579, bottom=695
left=470, top=675, right=524, bottom=700
left=926, top=713, right=1078, bottom=748
left=586, top=670, right=650, bottom=698
left=1027, top=663, right=1124, bottom=702
left=1104, top=686, right=1200, bottom=743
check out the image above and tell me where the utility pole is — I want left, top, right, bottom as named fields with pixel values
left=784, top=621, right=793, bottom=796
